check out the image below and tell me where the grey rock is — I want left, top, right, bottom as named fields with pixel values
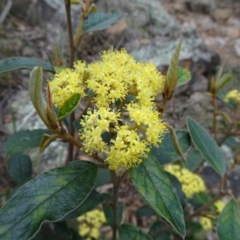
left=225, top=27, right=240, bottom=38
left=211, top=8, right=232, bottom=22
left=101, top=0, right=179, bottom=36
left=129, top=35, right=217, bottom=69
left=129, top=36, right=203, bottom=67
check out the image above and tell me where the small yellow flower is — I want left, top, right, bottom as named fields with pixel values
left=71, top=0, right=79, bottom=4
left=165, top=164, right=206, bottom=198
left=77, top=209, right=106, bottom=239
left=214, top=200, right=225, bottom=213
left=224, top=89, right=240, bottom=104
left=200, top=217, right=212, bottom=231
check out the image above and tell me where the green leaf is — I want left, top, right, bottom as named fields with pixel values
left=216, top=65, right=224, bottom=83
left=184, top=148, right=203, bottom=172
left=168, top=127, right=187, bottom=161
left=176, top=67, right=191, bottom=87
left=217, top=199, right=240, bottom=240
left=33, top=222, right=72, bottom=240
left=101, top=132, right=111, bottom=145
left=165, top=172, right=185, bottom=204
left=64, top=190, right=103, bottom=219
left=119, top=224, right=152, bottom=240
left=83, top=11, right=124, bottom=33
left=188, top=192, right=211, bottom=210
left=73, top=117, right=83, bottom=132
left=216, top=73, right=233, bottom=92
left=7, top=153, right=32, bottom=185
left=57, top=94, right=81, bottom=120
left=102, top=194, right=123, bottom=227
left=4, top=129, right=50, bottom=154
left=39, top=134, right=53, bottom=153
left=136, top=205, right=156, bottom=218
left=149, top=221, right=172, bottom=240
left=185, top=221, right=202, bottom=239
left=95, top=168, right=111, bottom=188
left=29, top=67, right=49, bottom=127
left=102, top=193, right=112, bottom=202
left=187, top=117, right=226, bottom=176
left=150, top=130, right=191, bottom=165
left=223, top=137, right=239, bottom=149
left=0, top=161, right=98, bottom=240
left=0, top=57, right=55, bottom=74
left=166, top=41, right=182, bottom=94
left=70, top=228, right=83, bottom=240
left=129, top=155, right=185, bottom=237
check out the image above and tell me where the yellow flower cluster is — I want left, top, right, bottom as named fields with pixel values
left=165, top=164, right=206, bottom=198
left=80, top=51, right=166, bottom=170
left=49, top=49, right=166, bottom=170
left=77, top=209, right=106, bottom=240
left=224, top=89, right=240, bottom=104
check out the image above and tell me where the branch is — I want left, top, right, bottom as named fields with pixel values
left=64, top=0, right=76, bottom=162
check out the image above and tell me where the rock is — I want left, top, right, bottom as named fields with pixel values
left=225, top=27, right=240, bottom=38
left=173, top=3, right=185, bottom=13
left=211, top=9, right=232, bottom=22
left=234, top=39, right=240, bottom=57
left=185, top=0, right=217, bottom=14
left=129, top=35, right=219, bottom=70
left=130, top=37, right=197, bottom=67
left=102, top=0, right=179, bottom=36
left=22, top=47, right=35, bottom=56
left=106, top=21, right=128, bottom=34
left=227, top=17, right=240, bottom=29
left=190, top=74, right=209, bottom=92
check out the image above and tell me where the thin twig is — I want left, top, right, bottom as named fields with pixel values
left=111, top=171, right=119, bottom=240
left=118, top=171, right=128, bottom=184
left=17, top=108, right=36, bottom=131
left=219, top=163, right=235, bottom=191
left=0, top=0, right=12, bottom=25
left=217, top=123, right=234, bottom=146
left=64, top=0, right=75, bottom=68
left=68, top=112, right=75, bottom=162
left=193, top=159, right=204, bottom=173
left=64, top=0, right=76, bottom=162
left=185, top=191, right=228, bottom=221
left=212, top=91, right=217, bottom=139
